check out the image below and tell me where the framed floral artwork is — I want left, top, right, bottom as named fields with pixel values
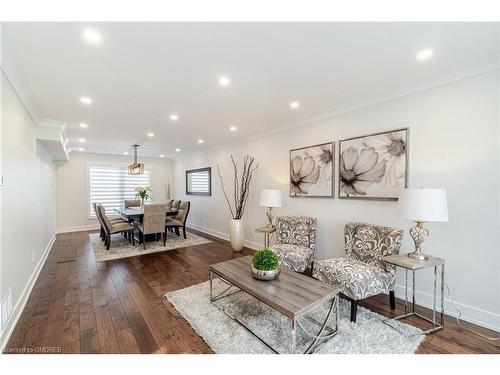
left=290, top=142, right=334, bottom=197
left=338, top=128, right=408, bottom=200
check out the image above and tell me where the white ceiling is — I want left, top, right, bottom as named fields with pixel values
left=2, top=22, right=499, bottom=159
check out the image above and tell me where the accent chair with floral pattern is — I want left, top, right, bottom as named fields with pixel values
left=269, top=216, right=317, bottom=273
left=312, top=222, right=403, bottom=322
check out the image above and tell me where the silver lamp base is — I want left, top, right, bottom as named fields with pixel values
left=407, top=249, right=430, bottom=261
left=265, top=207, right=276, bottom=229
left=408, top=220, right=431, bottom=261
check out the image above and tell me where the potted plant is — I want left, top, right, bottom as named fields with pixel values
left=217, top=155, right=259, bottom=251
left=252, top=248, right=280, bottom=280
left=135, top=186, right=152, bottom=208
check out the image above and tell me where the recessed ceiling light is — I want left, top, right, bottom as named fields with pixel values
left=175, top=148, right=181, bottom=152
left=290, top=101, right=300, bottom=109
left=123, top=151, right=128, bottom=155
left=83, top=29, right=101, bottom=44
left=160, top=154, right=165, bottom=158
left=218, top=76, right=231, bottom=87
left=416, top=48, right=433, bottom=61
left=80, top=96, right=92, bottom=105
left=78, top=147, right=84, bottom=152
left=79, top=123, right=88, bottom=128
left=78, top=138, right=86, bottom=143
left=147, top=132, right=154, bottom=137
left=170, top=114, right=179, bottom=121
left=230, top=126, right=237, bottom=132
left=198, top=139, right=204, bottom=144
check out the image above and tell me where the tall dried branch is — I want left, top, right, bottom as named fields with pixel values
left=217, top=155, right=259, bottom=220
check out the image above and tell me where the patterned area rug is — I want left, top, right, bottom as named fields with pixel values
left=165, top=279, right=425, bottom=354
left=90, top=232, right=212, bottom=262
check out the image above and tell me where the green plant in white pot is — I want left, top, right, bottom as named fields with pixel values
left=217, top=155, right=259, bottom=251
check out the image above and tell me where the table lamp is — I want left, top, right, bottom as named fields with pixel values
left=259, top=189, right=282, bottom=228
left=398, top=188, right=448, bottom=260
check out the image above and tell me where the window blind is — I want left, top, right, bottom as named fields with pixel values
left=186, top=168, right=211, bottom=195
left=89, top=165, right=151, bottom=217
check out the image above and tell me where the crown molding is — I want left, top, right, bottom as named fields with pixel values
left=177, top=61, right=499, bottom=161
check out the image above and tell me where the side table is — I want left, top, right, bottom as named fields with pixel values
left=254, top=226, right=276, bottom=248
left=382, top=254, right=445, bottom=335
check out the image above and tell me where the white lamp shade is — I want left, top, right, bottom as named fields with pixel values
left=398, top=188, right=449, bottom=222
left=259, top=189, right=282, bottom=208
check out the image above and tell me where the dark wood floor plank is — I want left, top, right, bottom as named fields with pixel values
left=4, top=228, right=500, bottom=354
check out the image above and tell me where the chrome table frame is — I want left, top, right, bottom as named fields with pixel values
left=209, top=270, right=339, bottom=354
left=383, top=264, right=445, bottom=335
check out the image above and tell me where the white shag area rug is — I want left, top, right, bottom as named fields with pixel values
left=90, top=232, right=212, bottom=261
left=165, top=279, right=425, bottom=354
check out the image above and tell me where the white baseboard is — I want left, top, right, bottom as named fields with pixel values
left=0, top=233, right=56, bottom=350
left=393, top=283, right=500, bottom=333
left=187, top=222, right=262, bottom=250
left=191, top=221, right=500, bottom=333
left=57, top=224, right=99, bottom=234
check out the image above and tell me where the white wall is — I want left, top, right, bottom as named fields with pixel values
left=55, top=153, right=174, bottom=232
left=174, top=70, right=500, bottom=331
left=0, top=71, right=56, bottom=346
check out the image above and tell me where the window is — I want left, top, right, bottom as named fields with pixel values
left=89, top=165, right=151, bottom=217
left=186, top=167, right=211, bottom=196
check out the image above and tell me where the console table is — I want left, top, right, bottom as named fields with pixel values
left=382, top=254, right=445, bottom=335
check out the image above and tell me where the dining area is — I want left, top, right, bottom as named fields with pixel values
left=93, top=198, right=191, bottom=251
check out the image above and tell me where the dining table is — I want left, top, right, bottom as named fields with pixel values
left=114, top=206, right=180, bottom=243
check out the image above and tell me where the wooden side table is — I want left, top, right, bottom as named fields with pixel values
left=382, top=253, right=445, bottom=335
left=254, top=226, right=276, bottom=248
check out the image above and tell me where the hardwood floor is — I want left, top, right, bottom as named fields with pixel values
left=4, top=229, right=500, bottom=354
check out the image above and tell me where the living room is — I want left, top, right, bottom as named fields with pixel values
left=0, top=0, right=499, bottom=372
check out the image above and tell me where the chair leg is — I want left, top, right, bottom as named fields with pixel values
left=350, top=300, right=358, bottom=323
left=132, top=232, right=135, bottom=246
left=175, top=227, right=180, bottom=236
left=106, top=234, right=110, bottom=250
left=163, top=232, right=166, bottom=246
left=143, top=235, right=146, bottom=250
left=389, top=290, right=396, bottom=310
left=183, top=226, right=187, bottom=239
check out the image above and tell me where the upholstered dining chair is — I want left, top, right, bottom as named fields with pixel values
left=93, top=202, right=127, bottom=241
left=312, top=222, right=403, bottom=322
left=171, top=200, right=181, bottom=209
left=166, top=201, right=190, bottom=239
left=124, top=199, right=141, bottom=208
left=134, top=204, right=168, bottom=249
left=166, top=199, right=174, bottom=208
left=96, top=203, right=135, bottom=249
left=269, top=216, right=317, bottom=274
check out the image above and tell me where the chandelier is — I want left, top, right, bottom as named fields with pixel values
left=128, top=145, right=144, bottom=175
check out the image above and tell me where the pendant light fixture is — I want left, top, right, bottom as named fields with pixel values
left=128, top=144, right=144, bottom=175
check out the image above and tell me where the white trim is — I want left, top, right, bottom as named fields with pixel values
left=57, top=224, right=99, bottom=234
left=0, top=234, right=55, bottom=350
left=393, top=283, right=500, bottom=333
left=186, top=222, right=261, bottom=251
left=176, top=63, right=500, bottom=161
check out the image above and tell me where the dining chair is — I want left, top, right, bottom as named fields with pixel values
left=93, top=202, right=127, bottom=241
left=134, top=204, right=168, bottom=249
left=166, top=201, right=190, bottom=239
left=124, top=199, right=141, bottom=208
left=171, top=200, right=181, bottom=209
left=166, top=199, right=174, bottom=208
left=96, top=203, right=135, bottom=250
